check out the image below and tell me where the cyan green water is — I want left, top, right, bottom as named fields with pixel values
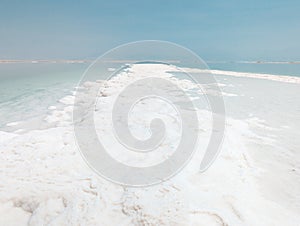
left=0, top=63, right=86, bottom=128
left=0, top=62, right=299, bottom=129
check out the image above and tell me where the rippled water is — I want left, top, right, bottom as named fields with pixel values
left=0, top=63, right=86, bottom=128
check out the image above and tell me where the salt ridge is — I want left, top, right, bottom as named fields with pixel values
left=0, top=64, right=299, bottom=225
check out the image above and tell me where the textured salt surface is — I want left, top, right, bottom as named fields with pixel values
left=182, top=68, right=300, bottom=84
left=0, top=64, right=299, bottom=225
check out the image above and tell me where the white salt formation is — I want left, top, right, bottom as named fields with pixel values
left=0, top=64, right=299, bottom=225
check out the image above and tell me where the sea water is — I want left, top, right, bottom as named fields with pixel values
left=0, top=63, right=86, bottom=129
left=0, top=62, right=299, bottom=129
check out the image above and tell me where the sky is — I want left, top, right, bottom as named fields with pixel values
left=0, top=0, right=299, bottom=61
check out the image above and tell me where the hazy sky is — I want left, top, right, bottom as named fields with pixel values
left=0, top=0, right=299, bottom=60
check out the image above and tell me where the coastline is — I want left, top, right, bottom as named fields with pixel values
left=181, top=68, right=300, bottom=84
left=0, top=64, right=299, bottom=225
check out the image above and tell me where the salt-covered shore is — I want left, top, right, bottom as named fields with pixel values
left=0, top=64, right=299, bottom=225
left=182, top=68, right=300, bottom=84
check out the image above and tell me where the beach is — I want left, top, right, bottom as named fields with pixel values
left=0, top=63, right=299, bottom=225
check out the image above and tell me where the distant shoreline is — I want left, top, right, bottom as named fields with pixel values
left=0, top=59, right=300, bottom=64
left=1, top=60, right=300, bottom=83
left=206, top=61, right=300, bottom=64
left=0, top=59, right=180, bottom=64
left=0, top=59, right=91, bottom=64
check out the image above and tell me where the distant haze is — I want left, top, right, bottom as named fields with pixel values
left=0, top=0, right=299, bottom=61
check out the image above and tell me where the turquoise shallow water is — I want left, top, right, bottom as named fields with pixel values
left=0, top=62, right=299, bottom=129
left=0, top=63, right=86, bottom=128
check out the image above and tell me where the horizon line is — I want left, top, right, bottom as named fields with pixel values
left=0, top=59, right=300, bottom=64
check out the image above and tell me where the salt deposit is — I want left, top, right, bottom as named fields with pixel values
left=0, top=64, right=299, bottom=225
